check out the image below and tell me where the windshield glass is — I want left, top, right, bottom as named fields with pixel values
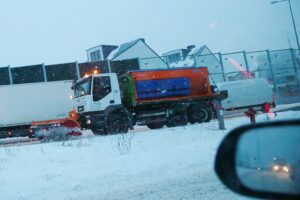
left=74, top=78, right=91, bottom=98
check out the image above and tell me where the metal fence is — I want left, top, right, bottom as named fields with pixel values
left=148, top=48, right=300, bottom=104
left=0, top=59, right=140, bottom=85
left=1, top=48, right=299, bottom=104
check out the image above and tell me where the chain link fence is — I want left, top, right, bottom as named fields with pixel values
left=156, top=48, right=300, bottom=104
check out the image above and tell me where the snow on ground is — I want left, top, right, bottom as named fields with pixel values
left=0, top=111, right=299, bottom=200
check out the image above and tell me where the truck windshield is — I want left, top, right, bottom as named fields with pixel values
left=74, top=78, right=91, bottom=98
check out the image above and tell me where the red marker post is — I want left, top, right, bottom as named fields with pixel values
left=213, top=100, right=225, bottom=130
left=245, top=107, right=257, bottom=124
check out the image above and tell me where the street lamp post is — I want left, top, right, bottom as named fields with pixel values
left=271, top=0, right=300, bottom=53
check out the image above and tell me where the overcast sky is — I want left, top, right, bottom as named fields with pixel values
left=0, top=0, right=299, bottom=67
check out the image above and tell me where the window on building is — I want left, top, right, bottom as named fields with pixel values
left=167, top=53, right=181, bottom=63
left=90, top=50, right=102, bottom=62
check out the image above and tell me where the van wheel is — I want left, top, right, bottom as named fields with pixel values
left=188, top=103, right=213, bottom=123
left=166, top=107, right=188, bottom=127
left=147, top=122, right=165, bottom=129
left=106, top=114, right=129, bottom=134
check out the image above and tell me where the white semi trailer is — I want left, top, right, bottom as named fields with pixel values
left=0, top=81, right=74, bottom=138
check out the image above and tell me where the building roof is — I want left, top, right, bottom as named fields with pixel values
left=169, top=45, right=206, bottom=67
left=168, top=45, right=221, bottom=68
left=107, top=38, right=144, bottom=60
left=86, top=44, right=118, bottom=52
left=162, top=48, right=189, bottom=56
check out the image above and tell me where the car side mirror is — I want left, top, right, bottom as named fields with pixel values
left=215, top=120, right=300, bottom=200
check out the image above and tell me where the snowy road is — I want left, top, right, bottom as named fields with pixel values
left=237, top=167, right=298, bottom=194
left=0, top=111, right=299, bottom=200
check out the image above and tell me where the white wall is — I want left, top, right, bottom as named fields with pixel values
left=195, top=47, right=224, bottom=83
left=113, top=40, right=168, bottom=70
left=86, top=46, right=103, bottom=62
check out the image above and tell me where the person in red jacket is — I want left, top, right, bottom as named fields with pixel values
left=263, top=102, right=276, bottom=119
left=245, top=107, right=257, bottom=124
left=263, top=102, right=271, bottom=113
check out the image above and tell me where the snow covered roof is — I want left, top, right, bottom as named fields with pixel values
left=169, top=46, right=206, bottom=68
left=107, top=38, right=145, bottom=60
left=187, top=46, right=205, bottom=56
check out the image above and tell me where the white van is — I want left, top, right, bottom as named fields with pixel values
left=216, top=78, right=275, bottom=112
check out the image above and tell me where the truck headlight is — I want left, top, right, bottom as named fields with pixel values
left=283, top=166, right=289, bottom=173
left=86, top=119, right=92, bottom=125
left=273, top=165, right=279, bottom=171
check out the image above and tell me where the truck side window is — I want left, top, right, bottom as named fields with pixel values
left=93, top=76, right=112, bottom=101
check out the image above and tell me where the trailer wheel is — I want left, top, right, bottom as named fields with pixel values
left=166, top=107, right=188, bottom=127
left=147, top=121, right=165, bottom=129
left=106, top=114, right=129, bottom=134
left=188, top=103, right=213, bottom=123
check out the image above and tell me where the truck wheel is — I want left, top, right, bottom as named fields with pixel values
left=188, top=103, right=213, bottom=123
left=91, top=128, right=107, bottom=135
left=166, top=108, right=188, bottom=127
left=37, top=136, right=44, bottom=140
left=106, top=114, right=129, bottom=134
left=147, top=122, right=165, bottom=129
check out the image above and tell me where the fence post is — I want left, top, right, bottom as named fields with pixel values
left=193, top=54, right=197, bottom=67
left=290, top=48, right=298, bottom=73
left=290, top=48, right=300, bottom=91
left=266, top=50, right=279, bottom=98
left=42, top=63, right=47, bottom=82
left=107, top=59, right=112, bottom=73
left=8, top=65, right=13, bottom=85
left=165, top=56, right=170, bottom=68
left=218, top=53, right=226, bottom=82
left=243, top=51, right=250, bottom=77
left=75, top=61, right=80, bottom=79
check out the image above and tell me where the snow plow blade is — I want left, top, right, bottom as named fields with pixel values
left=30, top=118, right=82, bottom=139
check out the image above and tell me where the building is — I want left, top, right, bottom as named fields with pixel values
left=163, top=45, right=225, bottom=83
left=86, top=38, right=168, bottom=70
left=162, top=45, right=195, bottom=64
left=86, top=45, right=118, bottom=62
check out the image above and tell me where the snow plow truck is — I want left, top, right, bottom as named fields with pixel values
left=72, top=67, right=227, bottom=134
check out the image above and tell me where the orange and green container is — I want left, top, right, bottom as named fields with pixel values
left=121, top=67, right=213, bottom=107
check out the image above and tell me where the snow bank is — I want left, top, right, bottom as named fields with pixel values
left=0, top=111, right=299, bottom=200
